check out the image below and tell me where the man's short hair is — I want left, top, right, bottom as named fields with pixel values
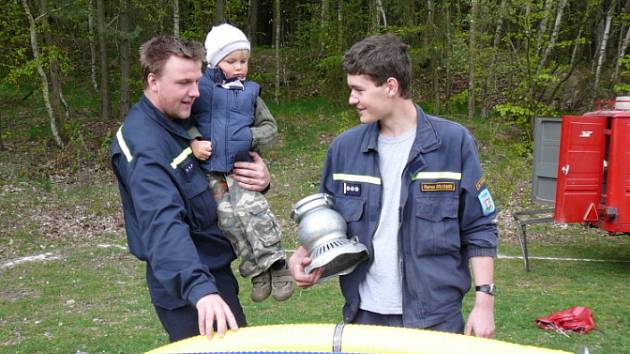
left=139, top=35, right=205, bottom=88
left=342, top=33, right=412, bottom=99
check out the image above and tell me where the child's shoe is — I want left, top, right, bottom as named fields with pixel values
left=251, top=270, right=271, bottom=302
left=270, top=266, right=294, bottom=301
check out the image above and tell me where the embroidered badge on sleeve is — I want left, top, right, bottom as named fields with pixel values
left=478, top=188, right=496, bottom=216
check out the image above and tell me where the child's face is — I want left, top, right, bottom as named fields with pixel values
left=218, top=50, right=249, bottom=80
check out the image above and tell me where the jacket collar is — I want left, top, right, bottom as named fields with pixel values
left=139, top=95, right=193, bottom=140
left=206, top=67, right=226, bottom=83
left=360, top=105, right=441, bottom=154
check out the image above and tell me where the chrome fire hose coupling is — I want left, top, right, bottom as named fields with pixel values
left=291, top=193, right=368, bottom=280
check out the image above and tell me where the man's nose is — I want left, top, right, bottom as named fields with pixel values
left=190, top=83, right=200, bottom=98
left=348, top=93, right=358, bottom=106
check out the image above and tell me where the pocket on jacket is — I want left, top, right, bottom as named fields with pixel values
left=334, top=196, right=365, bottom=222
left=414, top=197, right=460, bottom=255
left=182, top=174, right=215, bottom=231
left=334, top=196, right=365, bottom=240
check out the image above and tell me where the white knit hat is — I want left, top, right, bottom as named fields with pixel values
left=204, top=23, right=251, bottom=67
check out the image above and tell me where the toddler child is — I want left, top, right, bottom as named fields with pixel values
left=190, top=23, right=293, bottom=302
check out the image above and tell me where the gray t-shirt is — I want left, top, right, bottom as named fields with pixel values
left=358, top=128, right=416, bottom=314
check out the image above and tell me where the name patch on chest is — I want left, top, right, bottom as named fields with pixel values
left=343, top=182, right=362, bottom=196
left=421, top=182, right=456, bottom=192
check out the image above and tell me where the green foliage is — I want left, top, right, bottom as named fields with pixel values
left=447, top=90, right=469, bottom=114
left=316, top=54, right=345, bottom=104
left=613, top=55, right=630, bottom=94
left=494, top=103, right=533, bottom=126
left=533, top=72, right=558, bottom=85
left=5, top=57, right=41, bottom=87
left=492, top=103, right=533, bottom=153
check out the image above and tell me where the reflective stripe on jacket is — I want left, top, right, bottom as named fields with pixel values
left=320, top=106, right=498, bottom=328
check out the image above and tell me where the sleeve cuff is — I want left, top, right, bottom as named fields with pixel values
left=188, top=126, right=202, bottom=140
left=465, top=246, right=497, bottom=259
left=188, top=283, right=218, bottom=306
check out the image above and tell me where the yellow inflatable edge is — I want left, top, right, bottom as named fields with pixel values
left=146, top=323, right=571, bottom=354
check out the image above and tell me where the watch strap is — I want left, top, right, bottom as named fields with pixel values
left=475, top=284, right=496, bottom=295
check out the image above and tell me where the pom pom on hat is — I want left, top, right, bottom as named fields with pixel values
left=204, top=23, right=251, bottom=67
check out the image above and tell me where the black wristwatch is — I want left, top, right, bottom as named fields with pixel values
left=475, top=284, right=496, bottom=296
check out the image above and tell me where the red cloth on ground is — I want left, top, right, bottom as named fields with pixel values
left=535, top=306, right=595, bottom=334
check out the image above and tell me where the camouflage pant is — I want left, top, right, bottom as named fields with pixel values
left=208, top=172, right=284, bottom=278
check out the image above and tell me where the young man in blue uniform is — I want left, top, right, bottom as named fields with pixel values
left=111, top=35, right=271, bottom=342
left=289, top=33, right=498, bottom=338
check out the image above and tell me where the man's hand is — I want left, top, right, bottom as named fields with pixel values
left=196, top=293, right=239, bottom=339
left=231, top=152, right=270, bottom=192
left=464, top=293, right=495, bottom=338
left=288, top=246, right=324, bottom=288
left=467, top=256, right=495, bottom=338
left=191, top=139, right=212, bottom=160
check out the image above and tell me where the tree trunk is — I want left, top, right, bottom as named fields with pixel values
left=40, top=0, right=69, bottom=135
left=538, top=0, right=567, bottom=72
left=368, top=0, right=377, bottom=33
left=375, top=0, right=387, bottom=28
left=524, top=2, right=535, bottom=106
left=468, top=0, right=479, bottom=119
left=611, top=26, right=630, bottom=84
left=247, top=0, right=258, bottom=45
left=549, top=25, right=585, bottom=104
left=428, top=0, right=439, bottom=114
left=215, top=0, right=224, bottom=25
left=402, top=0, right=416, bottom=26
left=0, top=111, right=5, bottom=151
left=481, top=0, right=506, bottom=118
left=173, top=0, right=180, bottom=37
left=96, top=0, right=110, bottom=120
left=273, top=0, right=280, bottom=103
left=319, top=0, right=329, bottom=57
left=21, top=0, right=64, bottom=147
left=119, top=0, right=130, bottom=120
left=337, top=0, right=343, bottom=51
left=611, top=0, right=630, bottom=83
left=88, top=0, right=98, bottom=92
left=593, top=0, right=616, bottom=93
left=488, top=0, right=507, bottom=98
left=535, top=0, right=554, bottom=57
left=444, top=1, right=451, bottom=101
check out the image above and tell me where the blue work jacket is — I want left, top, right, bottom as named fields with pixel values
left=321, top=106, right=498, bottom=328
left=111, top=96, right=235, bottom=310
left=192, top=68, right=260, bottom=173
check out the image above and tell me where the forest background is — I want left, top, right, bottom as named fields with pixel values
left=1, top=0, right=630, bottom=353
left=2, top=0, right=630, bottom=149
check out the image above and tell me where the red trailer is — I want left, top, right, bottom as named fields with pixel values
left=513, top=97, right=630, bottom=270
left=554, top=98, right=630, bottom=233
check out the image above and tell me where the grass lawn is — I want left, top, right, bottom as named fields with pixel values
left=1, top=97, right=629, bottom=353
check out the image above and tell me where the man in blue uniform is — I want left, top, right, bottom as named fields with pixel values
left=289, top=33, right=498, bottom=338
left=111, top=35, right=271, bottom=342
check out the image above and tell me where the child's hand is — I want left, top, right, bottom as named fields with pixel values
left=191, top=139, right=212, bottom=160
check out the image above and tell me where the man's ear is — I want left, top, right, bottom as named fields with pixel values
left=385, top=77, right=399, bottom=97
left=147, top=73, right=159, bottom=93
